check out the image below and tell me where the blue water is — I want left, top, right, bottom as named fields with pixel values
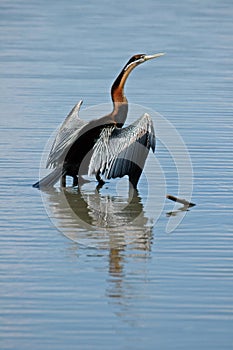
left=0, top=1, right=233, bottom=349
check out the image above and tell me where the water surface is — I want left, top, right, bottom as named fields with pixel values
left=0, top=1, right=233, bottom=349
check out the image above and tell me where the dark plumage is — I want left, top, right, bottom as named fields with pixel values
left=33, top=53, right=164, bottom=189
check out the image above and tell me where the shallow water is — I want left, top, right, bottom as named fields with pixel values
left=1, top=1, right=233, bottom=349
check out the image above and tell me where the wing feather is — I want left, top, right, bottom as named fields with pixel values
left=46, top=100, right=87, bottom=168
left=88, top=113, right=156, bottom=185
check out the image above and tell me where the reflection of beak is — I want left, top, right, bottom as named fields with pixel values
left=144, top=53, right=165, bottom=61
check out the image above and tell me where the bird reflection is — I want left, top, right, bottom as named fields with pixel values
left=42, top=186, right=153, bottom=250
left=42, top=186, right=153, bottom=325
left=109, top=248, right=124, bottom=277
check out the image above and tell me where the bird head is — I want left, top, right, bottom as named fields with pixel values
left=123, top=52, right=165, bottom=71
left=110, top=52, right=165, bottom=125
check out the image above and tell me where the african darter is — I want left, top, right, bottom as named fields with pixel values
left=33, top=53, right=164, bottom=189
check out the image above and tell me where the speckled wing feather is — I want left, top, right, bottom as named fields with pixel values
left=88, top=113, right=155, bottom=184
left=46, top=100, right=87, bottom=168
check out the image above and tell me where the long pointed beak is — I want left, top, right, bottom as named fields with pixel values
left=144, top=53, right=165, bottom=61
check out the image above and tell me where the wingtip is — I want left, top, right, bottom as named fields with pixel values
left=74, top=99, right=83, bottom=112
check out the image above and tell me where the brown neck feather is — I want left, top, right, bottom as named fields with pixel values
left=110, top=61, right=137, bottom=126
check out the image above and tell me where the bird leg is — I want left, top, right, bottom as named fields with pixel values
left=72, top=175, right=79, bottom=187
left=96, top=171, right=105, bottom=188
left=61, top=175, right=66, bottom=187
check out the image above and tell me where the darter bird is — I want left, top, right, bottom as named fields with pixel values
left=32, top=53, right=164, bottom=189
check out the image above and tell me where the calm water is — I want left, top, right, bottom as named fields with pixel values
left=1, top=0, right=233, bottom=349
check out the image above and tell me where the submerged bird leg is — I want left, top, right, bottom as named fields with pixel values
left=96, top=171, right=105, bottom=188
left=128, top=184, right=140, bottom=199
left=61, top=174, right=66, bottom=187
left=128, top=166, right=142, bottom=190
left=72, top=175, right=79, bottom=187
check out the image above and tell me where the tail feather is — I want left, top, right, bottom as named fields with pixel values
left=32, top=167, right=63, bottom=189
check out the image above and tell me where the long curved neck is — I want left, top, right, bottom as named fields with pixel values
left=110, top=63, right=137, bottom=127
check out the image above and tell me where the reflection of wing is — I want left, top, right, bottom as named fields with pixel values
left=89, top=113, right=155, bottom=187
left=44, top=187, right=153, bottom=250
left=47, top=100, right=87, bottom=168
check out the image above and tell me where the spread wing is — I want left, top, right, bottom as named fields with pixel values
left=88, top=113, right=155, bottom=186
left=46, top=100, right=87, bottom=168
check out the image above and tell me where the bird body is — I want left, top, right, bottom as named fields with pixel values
left=88, top=113, right=155, bottom=188
left=33, top=53, right=164, bottom=189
